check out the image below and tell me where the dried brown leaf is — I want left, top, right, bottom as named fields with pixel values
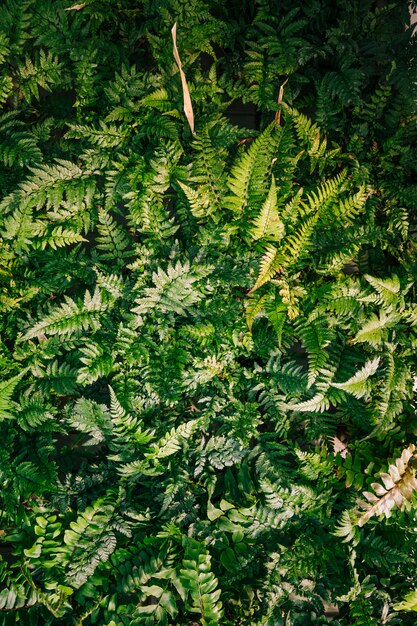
left=171, top=23, right=195, bottom=134
left=388, top=463, right=401, bottom=482
left=380, top=472, right=395, bottom=490
left=275, top=78, right=288, bottom=125
left=65, top=3, right=87, bottom=10
left=371, top=482, right=387, bottom=496
left=358, top=445, right=417, bottom=527
left=332, top=435, right=348, bottom=459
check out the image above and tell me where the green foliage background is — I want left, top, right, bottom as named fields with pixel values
left=0, top=1, right=416, bottom=624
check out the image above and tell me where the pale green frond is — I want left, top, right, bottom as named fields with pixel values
left=333, top=510, right=360, bottom=544
left=33, top=224, right=87, bottom=250
left=364, top=274, right=401, bottom=307
left=245, top=293, right=269, bottom=331
left=393, top=590, right=417, bottom=612
left=335, top=186, right=368, bottom=223
left=287, top=393, right=330, bottom=413
left=301, top=170, right=347, bottom=217
left=352, top=312, right=400, bottom=346
left=132, top=260, right=213, bottom=317
left=250, top=245, right=284, bottom=293
left=177, top=180, right=213, bottom=220
left=283, top=213, right=319, bottom=266
left=63, top=502, right=117, bottom=588
left=331, top=357, right=380, bottom=399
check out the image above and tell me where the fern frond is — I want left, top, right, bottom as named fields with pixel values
left=251, top=176, right=285, bottom=242
left=301, top=170, right=347, bottom=218
left=331, top=357, right=380, bottom=399
left=38, top=360, right=78, bottom=396
left=333, top=510, right=360, bottom=544
left=1, top=195, right=34, bottom=252
left=224, top=123, right=275, bottom=214
left=18, top=160, right=96, bottom=211
left=69, top=397, right=112, bottom=445
left=245, top=293, right=268, bottom=331
left=119, top=418, right=200, bottom=478
left=77, top=341, right=113, bottom=385
left=63, top=502, right=117, bottom=588
left=23, top=287, right=107, bottom=340
left=125, top=148, right=180, bottom=239
left=16, top=392, right=54, bottom=431
left=0, top=111, right=42, bottom=168
left=180, top=537, right=223, bottom=626
left=33, top=223, right=87, bottom=250
left=132, top=260, right=213, bottom=317
left=108, top=386, right=154, bottom=449
left=297, top=320, right=334, bottom=388
left=352, top=312, right=400, bottom=346
left=178, top=180, right=213, bottom=220
left=335, top=186, right=368, bottom=224
left=0, top=372, right=24, bottom=420
left=250, top=245, right=284, bottom=293
left=393, top=590, right=417, bottom=612
left=283, top=212, right=319, bottom=266
left=286, top=393, right=330, bottom=413
left=0, top=560, right=39, bottom=611
left=364, top=274, right=401, bottom=307
left=188, top=125, right=228, bottom=218
left=96, top=209, right=133, bottom=261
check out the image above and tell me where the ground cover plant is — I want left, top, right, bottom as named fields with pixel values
left=0, top=0, right=417, bottom=624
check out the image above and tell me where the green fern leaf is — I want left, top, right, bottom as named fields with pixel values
left=364, top=274, right=401, bottom=307
left=132, top=261, right=213, bottom=317
left=224, top=123, right=275, bottom=214
left=0, top=372, right=24, bottom=420
left=23, top=287, right=107, bottom=340
left=77, top=341, right=113, bottom=385
left=63, top=502, right=117, bottom=588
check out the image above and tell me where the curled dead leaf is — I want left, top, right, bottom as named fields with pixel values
left=171, top=23, right=195, bottom=134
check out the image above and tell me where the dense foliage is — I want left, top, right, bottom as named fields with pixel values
left=0, top=1, right=416, bottom=624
